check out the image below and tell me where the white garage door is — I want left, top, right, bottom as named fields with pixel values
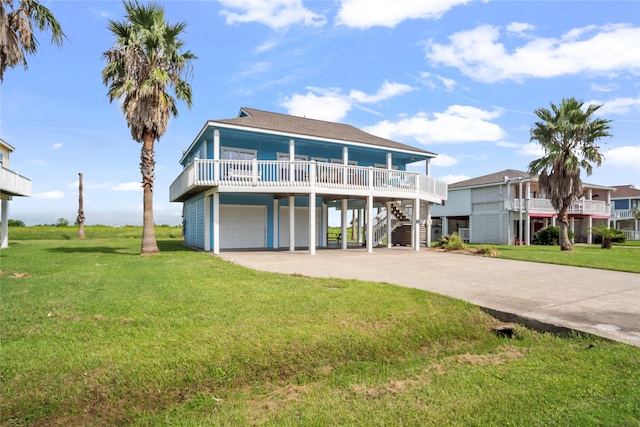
left=220, top=205, right=266, bottom=249
left=279, top=206, right=322, bottom=247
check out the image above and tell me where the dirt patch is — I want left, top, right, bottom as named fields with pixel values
left=0, top=270, right=32, bottom=278
left=450, top=345, right=526, bottom=366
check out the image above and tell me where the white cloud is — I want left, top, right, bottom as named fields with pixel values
left=506, top=22, right=535, bottom=36
left=348, top=81, right=416, bottom=103
left=418, top=71, right=457, bottom=91
left=594, top=95, right=640, bottom=116
left=281, top=89, right=353, bottom=122
left=605, top=145, right=640, bottom=169
left=336, top=0, right=471, bottom=29
left=280, top=81, right=416, bottom=122
left=111, top=182, right=141, bottom=192
left=518, top=142, right=545, bottom=157
left=426, top=23, right=640, bottom=83
left=431, top=153, right=458, bottom=167
left=590, top=83, right=618, bottom=93
left=50, top=143, right=62, bottom=150
left=34, top=190, right=64, bottom=199
left=364, top=105, right=506, bottom=145
left=218, top=0, right=326, bottom=30
left=439, top=174, right=470, bottom=184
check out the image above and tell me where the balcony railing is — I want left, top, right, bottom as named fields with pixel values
left=505, top=198, right=610, bottom=216
left=0, top=167, right=31, bottom=197
left=612, top=209, right=639, bottom=221
left=170, top=159, right=448, bottom=203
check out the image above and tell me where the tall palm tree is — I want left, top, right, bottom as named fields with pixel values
left=0, top=0, right=65, bottom=81
left=528, top=97, right=612, bottom=251
left=102, top=0, right=195, bottom=254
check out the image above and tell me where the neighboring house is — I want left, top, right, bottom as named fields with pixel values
left=431, top=169, right=613, bottom=245
left=169, top=107, right=448, bottom=254
left=0, top=139, right=32, bottom=248
left=610, top=185, right=640, bottom=240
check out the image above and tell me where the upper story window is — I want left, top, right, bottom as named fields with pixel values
left=222, top=147, right=257, bottom=160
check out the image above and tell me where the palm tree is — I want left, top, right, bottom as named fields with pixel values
left=102, top=0, right=195, bottom=254
left=0, top=0, right=65, bottom=81
left=528, top=97, right=612, bottom=251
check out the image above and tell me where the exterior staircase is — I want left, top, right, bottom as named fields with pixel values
left=371, top=201, right=413, bottom=246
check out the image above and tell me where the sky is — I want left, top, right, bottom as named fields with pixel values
left=1, top=0, right=639, bottom=226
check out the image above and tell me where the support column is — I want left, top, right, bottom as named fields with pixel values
left=322, top=201, right=328, bottom=247
left=341, top=199, right=348, bottom=250
left=212, top=191, right=220, bottom=254
left=213, top=129, right=220, bottom=181
left=309, top=193, right=316, bottom=255
left=289, top=195, right=295, bottom=251
left=386, top=201, right=392, bottom=248
left=425, top=203, right=432, bottom=248
left=570, top=217, right=575, bottom=243
left=587, top=217, right=593, bottom=245
left=413, top=198, right=420, bottom=251
left=289, top=139, right=295, bottom=182
left=366, top=195, right=373, bottom=253
left=1, top=198, right=9, bottom=249
left=273, top=199, right=279, bottom=249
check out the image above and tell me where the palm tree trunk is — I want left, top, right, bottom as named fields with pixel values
left=140, top=133, right=159, bottom=254
left=557, top=206, right=572, bottom=251
left=77, top=172, right=85, bottom=239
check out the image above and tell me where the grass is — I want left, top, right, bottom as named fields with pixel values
left=481, top=243, right=640, bottom=273
left=1, top=228, right=639, bottom=425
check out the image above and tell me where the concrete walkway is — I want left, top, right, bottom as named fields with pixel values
left=218, top=247, right=640, bottom=347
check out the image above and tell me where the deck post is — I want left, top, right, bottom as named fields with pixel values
left=386, top=200, right=392, bottom=248
left=1, top=198, right=8, bottom=249
left=213, top=129, right=220, bottom=181
left=309, top=192, right=316, bottom=255
left=425, top=203, right=432, bottom=248
left=273, top=198, right=279, bottom=249
left=289, top=195, right=295, bottom=251
left=413, top=198, right=420, bottom=251
left=341, top=199, right=348, bottom=250
left=366, top=195, right=373, bottom=253
left=213, top=191, right=220, bottom=254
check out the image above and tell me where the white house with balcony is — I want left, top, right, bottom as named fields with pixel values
left=430, top=169, right=613, bottom=245
left=0, top=139, right=32, bottom=248
left=169, top=107, right=448, bottom=254
left=610, top=185, right=640, bottom=240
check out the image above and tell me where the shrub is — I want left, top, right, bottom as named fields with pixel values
left=532, top=226, right=575, bottom=246
left=437, top=232, right=466, bottom=250
left=8, top=219, right=25, bottom=227
left=592, top=225, right=626, bottom=249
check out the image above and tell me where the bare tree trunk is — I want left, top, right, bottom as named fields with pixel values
left=140, top=133, right=159, bottom=254
left=557, top=206, right=572, bottom=251
left=77, top=172, right=85, bottom=239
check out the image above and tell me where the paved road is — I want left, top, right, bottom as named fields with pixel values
left=218, top=247, right=640, bottom=347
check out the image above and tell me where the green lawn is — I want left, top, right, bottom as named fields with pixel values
left=1, top=229, right=639, bottom=425
left=479, top=243, right=640, bottom=273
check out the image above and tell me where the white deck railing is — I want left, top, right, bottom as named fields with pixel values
left=613, top=209, right=638, bottom=221
left=170, top=159, right=448, bottom=203
left=505, top=198, right=610, bottom=216
left=0, top=167, right=32, bottom=197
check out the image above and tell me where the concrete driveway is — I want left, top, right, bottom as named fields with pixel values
left=218, top=247, right=640, bottom=347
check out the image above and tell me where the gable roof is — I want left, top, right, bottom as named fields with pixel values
left=611, top=185, right=640, bottom=199
left=450, top=168, right=614, bottom=191
left=450, top=169, right=533, bottom=189
left=211, top=107, right=436, bottom=157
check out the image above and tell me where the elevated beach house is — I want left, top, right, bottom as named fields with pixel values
left=0, top=139, right=32, bottom=248
left=430, top=169, right=613, bottom=245
left=610, top=185, right=640, bottom=240
left=169, top=108, right=448, bottom=253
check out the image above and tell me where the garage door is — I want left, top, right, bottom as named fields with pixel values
left=220, top=205, right=266, bottom=249
left=279, top=206, right=322, bottom=247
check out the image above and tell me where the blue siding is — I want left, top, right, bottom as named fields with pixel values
left=184, top=194, right=205, bottom=249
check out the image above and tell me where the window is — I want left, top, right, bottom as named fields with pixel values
left=221, top=148, right=257, bottom=179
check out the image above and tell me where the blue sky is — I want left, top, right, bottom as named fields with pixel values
left=2, top=0, right=639, bottom=226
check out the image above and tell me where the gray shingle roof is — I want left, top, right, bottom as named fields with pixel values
left=211, top=107, right=436, bottom=157
left=449, top=169, right=533, bottom=188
